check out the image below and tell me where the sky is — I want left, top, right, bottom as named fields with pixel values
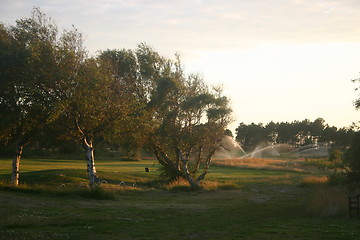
left=1, top=0, right=360, bottom=133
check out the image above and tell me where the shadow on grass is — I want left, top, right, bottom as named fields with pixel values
left=0, top=182, right=117, bottom=200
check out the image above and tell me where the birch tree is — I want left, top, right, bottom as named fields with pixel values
left=0, top=8, right=84, bottom=186
left=89, top=44, right=232, bottom=189
left=60, top=55, right=137, bottom=188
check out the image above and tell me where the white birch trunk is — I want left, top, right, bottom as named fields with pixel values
left=196, top=148, right=215, bottom=183
left=11, top=145, right=23, bottom=186
left=178, top=150, right=199, bottom=189
left=84, top=138, right=98, bottom=188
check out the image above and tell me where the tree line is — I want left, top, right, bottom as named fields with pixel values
left=0, top=8, right=232, bottom=189
left=235, top=118, right=356, bottom=151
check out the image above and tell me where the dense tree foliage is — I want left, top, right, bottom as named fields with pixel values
left=235, top=118, right=355, bottom=151
left=99, top=46, right=232, bottom=188
left=58, top=56, right=138, bottom=187
left=344, top=77, right=360, bottom=177
left=345, top=132, right=360, bottom=176
left=0, top=8, right=85, bottom=185
left=0, top=9, right=232, bottom=188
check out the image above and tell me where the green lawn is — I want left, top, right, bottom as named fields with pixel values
left=0, top=158, right=160, bottom=174
left=0, top=158, right=359, bottom=240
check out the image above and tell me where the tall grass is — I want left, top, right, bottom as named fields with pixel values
left=303, top=158, right=346, bottom=170
left=306, top=186, right=348, bottom=217
left=212, top=157, right=306, bottom=172
left=212, top=157, right=347, bottom=174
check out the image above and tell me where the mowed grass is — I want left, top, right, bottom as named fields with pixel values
left=0, top=157, right=359, bottom=240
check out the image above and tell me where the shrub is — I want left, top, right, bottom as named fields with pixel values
left=158, top=165, right=183, bottom=182
left=329, top=148, right=343, bottom=162
left=328, top=172, right=348, bottom=185
left=303, top=158, right=345, bottom=170
left=344, top=132, right=360, bottom=177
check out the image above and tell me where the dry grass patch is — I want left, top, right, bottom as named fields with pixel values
left=163, top=178, right=240, bottom=191
left=301, top=176, right=329, bottom=185
left=212, top=158, right=306, bottom=172
left=201, top=180, right=240, bottom=190
left=307, top=186, right=348, bottom=217
left=164, top=178, right=190, bottom=190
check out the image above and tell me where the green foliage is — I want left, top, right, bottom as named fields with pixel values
left=303, top=158, right=346, bottom=170
left=0, top=7, right=85, bottom=146
left=327, top=172, right=348, bottom=186
left=328, top=148, right=343, bottom=162
left=0, top=7, right=88, bottom=185
left=100, top=46, right=232, bottom=188
left=344, top=132, right=360, bottom=178
left=224, top=129, right=233, bottom=138
left=158, top=164, right=183, bottom=182
left=1, top=8, right=234, bottom=187
left=236, top=118, right=354, bottom=151
left=353, top=77, right=360, bottom=109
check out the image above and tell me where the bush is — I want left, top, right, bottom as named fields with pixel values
left=158, top=165, right=183, bottom=182
left=344, top=132, right=360, bottom=176
left=303, top=158, right=345, bottom=170
left=329, top=148, right=343, bottom=162
left=328, top=172, right=348, bottom=185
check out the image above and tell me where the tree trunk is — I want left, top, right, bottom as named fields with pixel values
left=192, top=146, right=203, bottom=174
left=84, top=137, right=98, bottom=188
left=11, top=145, right=23, bottom=186
left=196, top=148, right=216, bottom=183
left=153, top=144, right=182, bottom=180
left=178, top=149, right=200, bottom=189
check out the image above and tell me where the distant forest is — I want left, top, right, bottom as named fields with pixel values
left=235, top=118, right=355, bottom=151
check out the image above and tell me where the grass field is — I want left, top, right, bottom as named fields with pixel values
left=0, top=157, right=359, bottom=240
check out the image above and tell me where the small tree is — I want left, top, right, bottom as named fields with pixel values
left=345, top=132, right=360, bottom=177
left=345, top=77, right=360, bottom=178
left=147, top=63, right=232, bottom=188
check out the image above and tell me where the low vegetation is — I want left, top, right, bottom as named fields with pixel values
left=1, top=157, right=359, bottom=240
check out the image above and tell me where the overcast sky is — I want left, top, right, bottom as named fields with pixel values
left=1, top=0, right=360, bottom=132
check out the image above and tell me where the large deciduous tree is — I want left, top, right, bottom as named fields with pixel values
left=137, top=46, right=231, bottom=189
left=0, top=8, right=84, bottom=186
left=150, top=75, right=231, bottom=188
left=55, top=56, right=136, bottom=188
left=100, top=45, right=232, bottom=189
